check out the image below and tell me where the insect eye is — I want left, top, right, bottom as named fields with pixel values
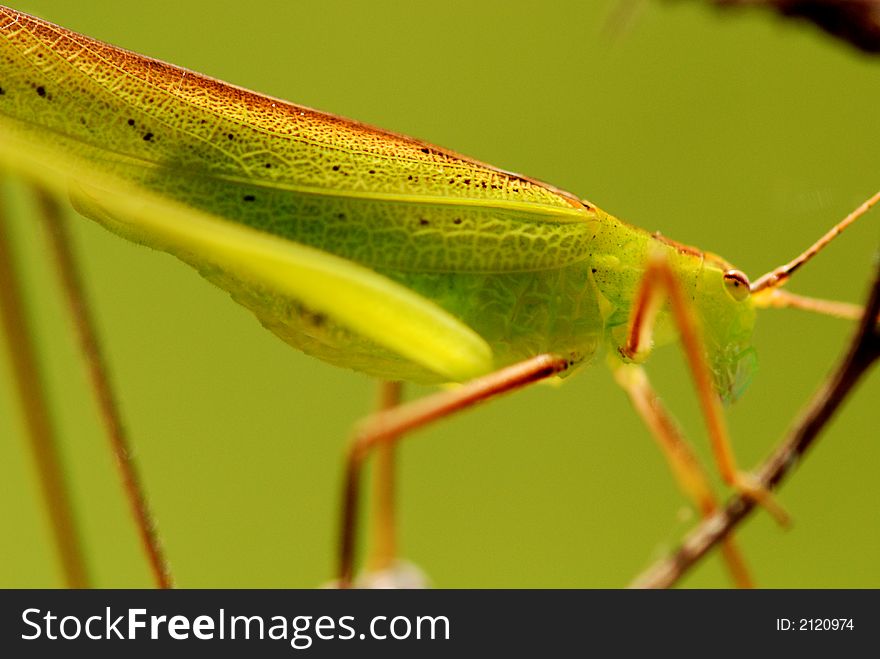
left=723, top=270, right=751, bottom=302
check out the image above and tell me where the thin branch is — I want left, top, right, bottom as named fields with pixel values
left=33, top=188, right=173, bottom=589
left=709, top=0, right=880, bottom=54
left=0, top=184, right=90, bottom=588
left=631, top=253, right=880, bottom=588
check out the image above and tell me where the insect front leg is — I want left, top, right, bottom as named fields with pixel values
left=337, top=354, right=570, bottom=588
left=611, top=361, right=752, bottom=588
left=619, top=251, right=790, bottom=527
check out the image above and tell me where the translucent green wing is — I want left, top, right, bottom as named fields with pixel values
left=0, top=133, right=493, bottom=382
left=72, top=177, right=494, bottom=381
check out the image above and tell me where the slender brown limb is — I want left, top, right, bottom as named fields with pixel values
left=631, top=255, right=880, bottom=589
left=32, top=188, right=172, bottom=589
left=623, top=252, right=790, bottom=526
left=621, top=258, right=665, bottom=363
left=0, top=186, right=90, bottom=587
left=612, top=362, right=753, bottom=588
left=338, top=353, right=569, bottom=588
left=367, top=381, right=403, bottom=573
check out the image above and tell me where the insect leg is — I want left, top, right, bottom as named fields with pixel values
left=367, top=381, right=402, bottom=574
left=611, top=361, right=752, bottom=588
left=32, top=186, right=172, bottom=589
left=0, top=181, right=90, bottom=587
left=622, top=252, right=791, bottom=527
left=338, top=354, right=569, bottom=588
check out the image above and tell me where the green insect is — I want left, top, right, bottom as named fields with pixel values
left=0, top=5, right=875, bottom=589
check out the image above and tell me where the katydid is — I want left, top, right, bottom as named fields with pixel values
left=0, top=5, right=875, bottom=589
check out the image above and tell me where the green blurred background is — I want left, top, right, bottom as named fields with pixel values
left=1, top=0, right=878, bottom=588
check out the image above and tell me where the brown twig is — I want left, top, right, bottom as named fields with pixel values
left=631, top=252, right=880, bottom=588
left=709, top=1, right=880, bottom=54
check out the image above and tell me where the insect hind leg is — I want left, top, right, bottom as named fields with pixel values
left=0, top=179, right=90, bottom=588
left=33, top=186, right=172, bottom=589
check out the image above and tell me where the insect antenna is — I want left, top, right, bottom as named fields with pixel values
left=751, top=190, right=880, bottom=294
